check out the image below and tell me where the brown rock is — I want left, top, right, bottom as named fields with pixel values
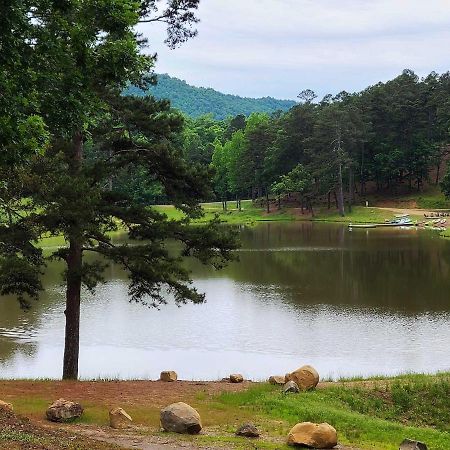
left=109, top=407, right=132, bottom=429
left=160, top=402, right=202, bottom=434
left=46, top=399, right=83, bottom=423
left=285, top=365, right=319, bottom=390
left=269, top=376, right=285, bottom=385
left=0, top=400, right=13, bottom=412
left=287, top=422, right=337, bottom=448
left=160, top=371, right=177, bottom=382
left=236, top=423, right=260, bottom=438
left=230, top=374, right=244, bottom=383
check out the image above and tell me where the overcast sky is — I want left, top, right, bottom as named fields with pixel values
left=137, top=0, right=450, bottom=100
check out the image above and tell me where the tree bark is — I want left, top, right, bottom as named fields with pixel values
left=63, top=131, right=83, bottom=380
left=63, top=238, right=82, bottom=380
left=337, top=163, right=345, bottom=217
left=266, top=190, right=270, bottom=214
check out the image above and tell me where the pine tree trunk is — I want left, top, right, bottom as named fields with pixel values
left=348, top=167, right=353, bottom=213
left=63, top=238, right=82, bottom=380
left=266, top=190, right=270, bottom=213
left=337, top=163, right=345, bottom=217
left=63, top=131, right=83, bottom=380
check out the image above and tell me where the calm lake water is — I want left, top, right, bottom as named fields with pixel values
left=1, top=222, right=450, bottom=380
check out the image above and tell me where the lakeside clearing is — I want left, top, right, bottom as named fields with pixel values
left=154, top=200, right=437, bottom=227
left=1, top=373, right=450, bottom=449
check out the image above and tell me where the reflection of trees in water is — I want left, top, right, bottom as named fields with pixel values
left=0, top=337, right=37, bottom=364
left=189, top=223, right=450, bottom=314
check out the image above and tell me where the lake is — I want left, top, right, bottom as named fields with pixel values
left=1, top=222, right=450, bottom=380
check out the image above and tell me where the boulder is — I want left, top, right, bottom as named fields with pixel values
left=269, top=376, right=285, bottom=385
left=109, top=407, right=133, bottom=429
left=160, top=402, right=202, bottom=434
left=46, top=399, right=83, bottom=423
left=236, top=423, right=260, bottom=438
left=287, top=422, right=337, bottom=448
left=399, top=439, right=428, bottom=450
left=0, top=400, right=13, bottom=412
left=160, top=371, right=178, bottom=382
left=283, top=381, right=300, bottom=394
left=230, top=374, right=244, bottom=383
left=285, top=365, right=319, bottom=390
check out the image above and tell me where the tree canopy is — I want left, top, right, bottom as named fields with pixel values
left=0, top=0, right=237, bottom=380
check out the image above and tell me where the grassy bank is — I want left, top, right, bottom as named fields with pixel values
left=155, top=202, right=423, bottom=225
left=1, top=373, right=450, bottom=449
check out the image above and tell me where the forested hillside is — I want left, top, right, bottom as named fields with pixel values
left=125, top=74, right=297, bottom=119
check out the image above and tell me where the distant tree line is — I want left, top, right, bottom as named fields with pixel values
left=178, top=70, right=450, bottom=216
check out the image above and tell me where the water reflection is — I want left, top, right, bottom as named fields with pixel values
left=0, top=222, right=450, bottom=380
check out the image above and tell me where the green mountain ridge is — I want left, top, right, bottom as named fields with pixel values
left=125, top=74, right=297, bottom=119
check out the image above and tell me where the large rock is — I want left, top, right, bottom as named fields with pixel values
left=230, top=374, right=244, bottom=383
left=160, top=371, right=178, bottom=382
left=160, top=402, right=202, bottom=434
left=236, top=423, right=260, bottom=438
left=287, top=422, right=337, bottom=448
left=0, top=401, right=13, bottom=412
left=283, top=381, right=300, bottom=394
left=109, top=407, right=132, bottom=429
left=46, top=399, right=83, bottom=423
left=269, top=376, right=285, bottom=385
left=285, top=365, right=319, bottom=390
left=399, top=439, right=428, bottom=450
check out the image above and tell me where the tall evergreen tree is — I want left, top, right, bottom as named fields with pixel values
left=1, top=0, right=237, bottom=380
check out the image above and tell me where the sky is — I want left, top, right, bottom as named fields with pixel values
left=137, top=0, right=450, bottom=101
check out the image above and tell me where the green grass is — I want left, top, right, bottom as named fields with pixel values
left=154, top=200, right=296, bottom=225
left=214, top=375, right=450, bottom=450
left=309, top=206, right=412, bottom=224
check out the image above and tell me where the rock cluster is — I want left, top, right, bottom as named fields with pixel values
left=109, top=407, right=132, bottom=429
left=287, top=422, right=337, bottom=448
left=160, top=371, right=178, bottom=382
left=46, top=399, right=83, bottom=423
left=160, top=402, right=202, bottom=434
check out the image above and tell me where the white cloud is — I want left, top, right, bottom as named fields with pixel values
left=137, top=0, right=450, bottom=99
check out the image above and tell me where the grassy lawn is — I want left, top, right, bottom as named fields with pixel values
left=154, top=200, right=297, bottom=224
left=3, top=374, right=450, bottom=450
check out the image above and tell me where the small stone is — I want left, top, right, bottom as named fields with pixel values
left=160, top=371, right=177, bottom=382
left=283, top=381, right=300, bottom=393
left=160, top=402, right=202, bottom=434
left=0, top=401, right=13, bottom=412
left=109, top=407, right=133, bottom=429
left=269, top=376, right=285, bottom=385
left=287, top=422, right=337, bottom=448
left=236, top=423, right=260, bottom=438
left=230, top=374, right=244, bottom=383
left=46, top=399, right=83, bottom=423
left=399, top=439, right=428, bottom=450
left=285, top=365, right=320, bottom=390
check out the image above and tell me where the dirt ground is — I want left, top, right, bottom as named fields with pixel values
left=0, top=380, right=251, bottom=413
left=0, top=380, right=361, bottom=450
